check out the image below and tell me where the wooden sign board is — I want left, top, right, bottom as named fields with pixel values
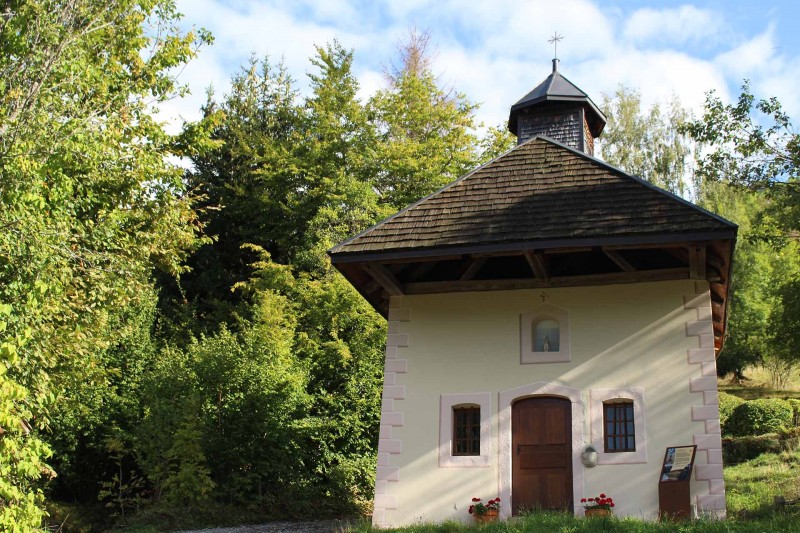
left=659, top=445, right=696, bottom=483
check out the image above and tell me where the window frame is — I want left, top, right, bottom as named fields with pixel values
left=452, top=404, right=481, bottom=456
left=439, top=393, right=491, bottom=467
left=590, top=387, right=647, bottom=464
left=603, top=399, right=636, bottom=452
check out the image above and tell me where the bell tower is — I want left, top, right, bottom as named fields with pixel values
left=508, top=59, right=606, bottom=155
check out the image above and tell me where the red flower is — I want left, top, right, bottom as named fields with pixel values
left=581, top=498, right=587, bottom=503
left=600, top=493, right=606, bottom=498
left=472, top=497, right=481, bottom=502
left=611, top=503, right=615, bottom=507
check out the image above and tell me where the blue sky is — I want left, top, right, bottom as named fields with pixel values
left=163, top=1, right=800, bottom=134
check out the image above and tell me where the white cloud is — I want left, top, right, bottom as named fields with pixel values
left=157, top=0, right=797, bottom=137
left=623, top=5, right=724, bottom=48
left=715, top=26, right=776, bottom=79
left=580, top=49, right=730, bottom=116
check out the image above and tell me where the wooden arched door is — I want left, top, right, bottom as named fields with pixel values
left=511, top=397, right=573, bottom=514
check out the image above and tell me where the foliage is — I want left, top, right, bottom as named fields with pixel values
left=787, top=399, right=800, bottom=426
left=722, top=427, right=800, bottom=464
left=682, top=81, right=799, bottom=194
left=369, top=29, right=481, bottom=210
left=599, top=86, right=695, bottom=197
left=719, top=392, right=746, bottom=428
left=468, top=497, right=500, bottom=516
left=135, top=310, right=309, bottom=506
left=722, top=434, right=783, bottom=464
left=179, top=56, right=302, bottom=328
left=697, top=180, right=800, bottom=383
left=0, top=1, right=209, bottom=527
left=686, top=84, right=800, bottom=386
left=478, top=124, right=517, bottom=164
left=580, top=493, right=615, bottom=510
left=725, top=398, right=793, bottom=437
left=161, top=407, right=215, bottom=507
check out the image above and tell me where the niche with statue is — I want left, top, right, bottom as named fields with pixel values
left=520, top=303, right=570, bottom=364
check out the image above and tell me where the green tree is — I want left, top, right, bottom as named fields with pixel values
left=479, top=124, right=517, bottom=163
left=181, top=57, right=303, bottom=330
left=683, top=81, right=799, bottom=238
left=0, top=2, right=208, bottom=527
left=369, top=30, right=481, bottom=210
left=295, top=41, right=386, bottom=272
left=700, top=182, right=776, bottom=379
left=687, top=85, right=800, bottom=385
left=599, top=86, right=695, bottom=196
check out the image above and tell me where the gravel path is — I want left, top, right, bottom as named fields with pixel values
left=180, top=520, right=354, bottom=533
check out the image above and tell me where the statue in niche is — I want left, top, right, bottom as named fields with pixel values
left=543, top=336, right=550, bottom=352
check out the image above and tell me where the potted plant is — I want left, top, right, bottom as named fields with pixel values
left=581, top=493, right=614, bottom=517
left=468, top=497, right=500, bottom=523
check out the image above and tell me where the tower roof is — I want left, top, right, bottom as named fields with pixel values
left=508, top=59, right=606, bottom=137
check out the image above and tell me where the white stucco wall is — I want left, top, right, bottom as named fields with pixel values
left=373, top=280, right=724, bottom=527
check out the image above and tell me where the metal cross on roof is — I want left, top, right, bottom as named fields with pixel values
left=548, top=32, right=564, bottom=60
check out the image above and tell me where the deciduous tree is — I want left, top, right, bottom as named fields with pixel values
left=0, top=1, right=208, bottom=526
left=599, top=86, right=695, bottom=197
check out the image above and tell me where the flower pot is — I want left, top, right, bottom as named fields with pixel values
left=584, top=508, right=611, bottom=518
left=474, top=509, right=499, bottom=523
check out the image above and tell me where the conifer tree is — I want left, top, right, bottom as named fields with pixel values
left=370, top=30, right=481, bottom=210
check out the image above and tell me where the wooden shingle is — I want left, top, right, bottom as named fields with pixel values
left=330, top=136, right=735, bottom=258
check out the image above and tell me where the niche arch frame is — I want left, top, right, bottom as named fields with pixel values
left=520, top=303, right=570, bottom=364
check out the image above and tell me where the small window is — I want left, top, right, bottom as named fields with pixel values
left=453, top=405, right=480, bottom=456
left=604, top=400, right=635, bottom=452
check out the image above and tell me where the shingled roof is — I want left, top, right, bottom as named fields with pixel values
left=330, top=136, right=735, bottom=259
left=329, top=135, right=736, bottom=354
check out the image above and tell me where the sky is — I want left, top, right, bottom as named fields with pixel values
left=164, top=0, right=800, bottom=135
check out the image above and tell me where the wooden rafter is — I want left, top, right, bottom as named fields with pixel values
left=460, top=257, right=487, bottom=281
left=523, top=250, right=549, bottom=281
left=603, top=248, right=636, bottom=272
left=363, top=264, right=405, bottom=296
left=404, top=261, right=439, bottom=282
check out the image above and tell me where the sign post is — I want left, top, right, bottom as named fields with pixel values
left=658, top=445, right=696, bottom=520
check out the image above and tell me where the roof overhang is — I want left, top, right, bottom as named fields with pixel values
left=331, top=231, right=736, bottom=356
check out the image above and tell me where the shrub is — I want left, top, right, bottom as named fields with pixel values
left=726, top=398, right=793, bottom=437
left=787, top=398, right=800, bottom=426
left=722, top=427, right=800, bottom=464
left=722, top=434, right=782, bottom=464
left=719, top=391, right=746, bottom=432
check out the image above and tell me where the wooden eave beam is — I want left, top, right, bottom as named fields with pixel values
left=363, top=264, right=405, bottom=296
left=405, top=267, right=689, bottom=295
left=689, top=244, right=707, bottom=280
left=405, top=260, right=439, bottom=282
left=523, top=250, right=549, bottom=281
left=602, top=248, right=636, bottom=272
left=460, top=257, right=488, bottom=281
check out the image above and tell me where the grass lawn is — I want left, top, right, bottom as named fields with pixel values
left=344, top=511, right=800, bottom=533
left=725, top=449, right=800, bottom=515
